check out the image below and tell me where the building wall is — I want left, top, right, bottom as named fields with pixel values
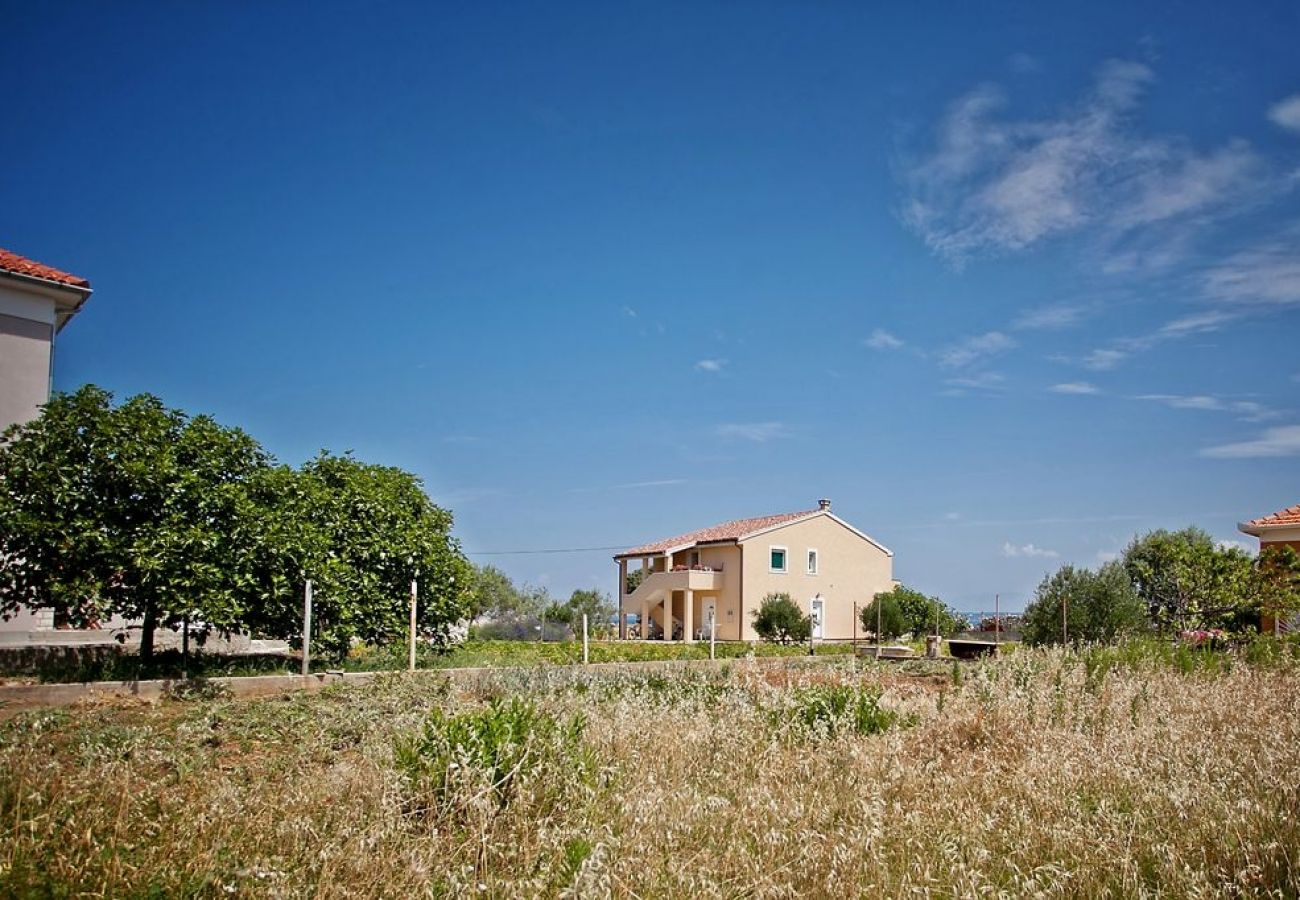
left=738, top=513, right=893, bottom=641
left=0, top=281, right=57, bottom=434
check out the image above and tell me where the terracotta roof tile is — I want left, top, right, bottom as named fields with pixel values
left=1245, top=503, right=1300, bottom=529
left=617, top=509, right=820, bottom=558
left=0, top=247, right=90, bottom=289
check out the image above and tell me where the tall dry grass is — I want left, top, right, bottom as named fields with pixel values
left=1, top=644, right=1298, bottom=897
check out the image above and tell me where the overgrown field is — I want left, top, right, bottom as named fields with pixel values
left=2, top=643, right=1299, bottom=897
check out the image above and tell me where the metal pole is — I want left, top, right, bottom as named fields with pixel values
left=1063, top=593, right=1069, bottom=645
left=709, top=609, right=716, bottom=660
left=853, top=602, right=858, bottom=652
left=409, top=579, right=418, bottom=672
left=876, top=598, right=882, bottom=660
left=301, top=580, right=313, bottom=676
left=582, top=613, right=589, bottom=665
left=994, top=594, right=1000, bottom=648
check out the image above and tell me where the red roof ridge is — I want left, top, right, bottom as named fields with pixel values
left=616, top=508, right=822, bottom=558
left=0, top=247, right=91, bottom=289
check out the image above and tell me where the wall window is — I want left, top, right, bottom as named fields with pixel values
left=807, top=549, right=819, bottom=575
left=769, top=546, right=787, bottom=573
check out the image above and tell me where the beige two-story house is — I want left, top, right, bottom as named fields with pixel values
left=615, top=500, right=895, bottom=642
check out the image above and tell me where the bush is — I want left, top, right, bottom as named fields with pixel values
left=751, top=593, right=812, bottom=644
left=860, top=591, right=907, bottom=640
left=774, top=684, right=900, bottom=737
left=1022, top=562, right=1148, bottom=646
left=873, top=585, right=967, bottom=637
left=393, top=697, right=590, bottom=815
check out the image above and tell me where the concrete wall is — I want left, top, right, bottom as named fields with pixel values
left=0, top=283, right=56, bottom=434
left=739, top=513, right=893, bottom=641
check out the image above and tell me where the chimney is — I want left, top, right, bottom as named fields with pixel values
left=818, top=498, right=832, bottom=511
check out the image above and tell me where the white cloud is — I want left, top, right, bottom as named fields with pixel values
left=900, top=59, right=1270, bottom=266
left=714, top=422, right=791, bottom=443
left=1201, top=425, right=1300, bottom=458
left=945, top=372, right=1006, bottom=390
left=1012, top=303, right=1087, bottom=330
left=1216, top=538, right=1256, bottom=555
left=622, top=306, right=638, bottom=318
left=1268, top=95, right=1300, bottom=133
left=1051, top=381, right=1099, bottom=394
left=1002, top=541, right=1060, bottom=559
left=695, top=358, right=727, bottom=373
left=1204, top=232, right=1300, bottom=308
left=939, top=331, right=1017, bottom=368
left=864, top=328, right=904, bottom=350
left=1136, top=394, right=1279, bottom=422
left=1082, top=348, right=1128, bottom=371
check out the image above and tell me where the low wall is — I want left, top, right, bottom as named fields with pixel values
left=0, top=655, right=843, bottom=716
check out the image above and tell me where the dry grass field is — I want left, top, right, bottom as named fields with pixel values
left=2, top=642, right=1298, bottom=897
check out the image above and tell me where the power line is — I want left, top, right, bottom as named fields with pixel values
left=466, top=545, right=631, bottom=556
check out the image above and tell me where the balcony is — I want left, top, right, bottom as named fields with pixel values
left=625, top=565, right=724, bottom=605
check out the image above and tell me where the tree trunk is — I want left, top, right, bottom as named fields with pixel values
left=140, top=602, right=158, bottom=664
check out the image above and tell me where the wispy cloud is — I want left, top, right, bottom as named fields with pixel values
left=1002, top=541, right=1059, bottom=559
left=714, top=422, right=791, bottom=443
left=622, top=306, right=638, bottom=318
left=864, top=328, right=904, bottom=350
left=1201, top=425, right=1300, bottom=458
left=945, top=372, right=1006, bottom=391
left=1078, top=309, right=1238, bottom=371
left=939, top=331, right=1017, bottom=368
left=569, top=478, right=688, bottom=494
left=1135, top=394, right=1279, bottom=421
left=1082, top=348, right=1128, bottom=371
left=695, top=358, right=727, bottom=373
left=899, top=59, right=1271, bottom=267
left=1268, top=95, right=1300, bottom=134
left=1051, top=381, right=1099, bottom=395
left=1203, top=230, right=1300, bottom=308
left=1012, top=303, right=1087, bottom=330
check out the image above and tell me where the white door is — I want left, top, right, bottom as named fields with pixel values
left=810, top=597, right=824, bottom=639
left=702, top=599, right=717, bottom=637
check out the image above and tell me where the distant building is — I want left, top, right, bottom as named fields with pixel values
left=1, top=247, right=92, bottom=632
left=614, top=499, right=896, bottom=642
left=0, top=248, right=92, bottom=433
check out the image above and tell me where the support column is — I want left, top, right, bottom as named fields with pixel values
left=618, top=558, right=628, bottom=639
left=663, top=592, right=673, bottom=641
left=640, top=596, right=650, bottom=642
left=683, top=589, right=694, bottom=643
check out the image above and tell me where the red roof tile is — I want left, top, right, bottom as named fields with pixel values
left=1245, top=503, right=1300, bottom=529
left=0, top=248, right=90, bottom=289
left=617, top=509, right=820, bottom=558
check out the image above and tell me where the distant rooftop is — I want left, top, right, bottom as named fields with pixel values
left=616, top=508, right=822, bottom=558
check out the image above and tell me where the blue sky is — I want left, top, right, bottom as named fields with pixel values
left=3, top=1, right=1298, bottom=613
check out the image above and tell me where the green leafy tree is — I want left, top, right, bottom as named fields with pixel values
left=1021, top=562, right=1147, bottom=646
left=0, top=386, right=270, bottom=660
left=624, top=567, right=647, bottom=595
left=0, top=386, right=475, bottom=662
left=559, top=588, right=616, bottom=633
left=468, top=565, right=539, bottom=619
left=1122, top=527, right=1253, bottom=631
left=1253, top=545, right=1300, bottom=633
left=859, top=590, right=907, bottom=641
left=243, top=452, right=474, bottom=658
left=751, top=592, right=812, bottom=644
left=873, top=584, right=967, bottom=637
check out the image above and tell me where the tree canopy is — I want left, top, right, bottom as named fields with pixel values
left=870, top=584, right=967, bottom=637
left=0, top=386, right=473, bottom=659
left=1021, top=562, right=1148, bottom=646
left=1122, top=527, right=1253, bottom=631
left=751, top=592, right=811, bottom=644
left=859, top=591, right=907, bottom=641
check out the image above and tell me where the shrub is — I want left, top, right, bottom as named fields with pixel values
left=1022, top=562, right=1147, bottom=646
left=751, top=593, right=812, bottom=644
left=775, top=683, right=900, bottom=737
left=873, top=585, right=967, bottom=637
left=860, top=591, right=907, bottom=640
left=393, top=697, right=589, bottom=815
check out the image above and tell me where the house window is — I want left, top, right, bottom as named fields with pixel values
left=807, top=549, right=818, bottom=575
left=770, top=546, right=787, bottom=573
